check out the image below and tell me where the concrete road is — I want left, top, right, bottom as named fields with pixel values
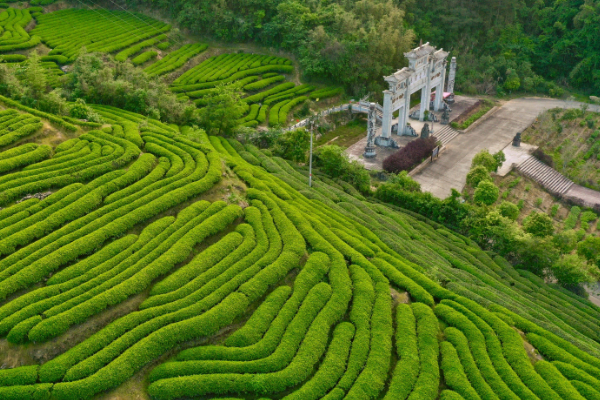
left=413, top=97, right=600, bottom=198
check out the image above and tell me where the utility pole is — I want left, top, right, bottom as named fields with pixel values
left=309, top=118, right=314, bottom=187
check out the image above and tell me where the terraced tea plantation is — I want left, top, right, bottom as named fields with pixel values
left=0, top=7, right=340, bottom=128
left=0, top=7, right=41, bottom=52
left=31, top=9, right=171, bottom=62
left=0, top=101, right=599, bottom=400
left=172, top=53, right=342, bottom=126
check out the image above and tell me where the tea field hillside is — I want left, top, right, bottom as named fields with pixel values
left=0, top=102, right=599, bottom=400
left=0, top=3, right=600, bottom=400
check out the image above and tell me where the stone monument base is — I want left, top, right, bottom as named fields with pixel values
left=374, top=136, right=399, bottom=148
left=363, top=145, right=377, bottom=158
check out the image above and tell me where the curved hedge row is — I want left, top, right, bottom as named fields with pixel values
left=0, top=8, right=38, bottom=53
left=132, top=50, right=157, bottom=65
left=0, top=144, right=51, bottom=173
left=384, top=304, right=419, bottom=400
left=441, top=341, right=482, bottom=400
left=225, top=286, right=291, bottom=347
left=115, top=34, right=167, bottom=62
left=33, top=8, right=171, bottom=61
left=144, top=43, right=207, bottom=76
left=244, top=75, right=285, bottom=91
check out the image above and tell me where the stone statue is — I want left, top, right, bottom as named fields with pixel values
left=364, top=103, right=377, bottom=158
left=441, top=108, right=450, bottom=124
left=421, top=123, right=430, bottom=139
left=512, top=132, right=521, bottom=147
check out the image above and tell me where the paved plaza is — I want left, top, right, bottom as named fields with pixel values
left=412, top=98, right=600, bottom=198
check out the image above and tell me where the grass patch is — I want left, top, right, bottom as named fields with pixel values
left=451, top=100, right=493, bottom=130
left=315, top=116, right=366, bottom=148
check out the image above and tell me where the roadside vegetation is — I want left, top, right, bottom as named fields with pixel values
left=523, top=107, right=600, bottom=191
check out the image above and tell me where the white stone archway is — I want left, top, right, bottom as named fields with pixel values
left=380, top=43, right=450, bottom=141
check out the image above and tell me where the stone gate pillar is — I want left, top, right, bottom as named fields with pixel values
left=419, top=57, right=432, bottom=121
left=447, top=56, right=457, bottom=94
left=434, top=60, right=447, bottom=111
left=402, top=84, right=411, bottom=134
left=381, top=90, right=392, bottom=138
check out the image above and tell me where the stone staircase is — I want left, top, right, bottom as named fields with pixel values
left=432, top=125, right=459, bottom=147
left=516, top=156, right=574, bottom=195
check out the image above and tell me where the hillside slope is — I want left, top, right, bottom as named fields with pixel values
left=0, top=105, right=599, bottom=399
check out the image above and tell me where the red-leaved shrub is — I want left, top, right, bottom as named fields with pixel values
left=383, top=136, right=438, bottom=173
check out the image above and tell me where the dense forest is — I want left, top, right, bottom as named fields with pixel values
left=119, top=0, right=599, bottom=97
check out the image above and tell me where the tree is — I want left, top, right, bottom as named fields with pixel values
left=471, top=149, right=499, bottom=172
left=314, top=145, right=348, bottom=178
left=552, top=230, right=578, bottom=254
left=63, top=53, right=194, bottom=124
left=498, top=201, right=519, bottom=220
left=474, top=180, right=499, bottom=205
left=196, top=83, right=247, bottom=136
left=273, top=128, right=310, bottom=162
left=466, top=165, right=492, bottom=188
left=493, top=150, right=506, bottom=170
left=577, top=236, right=600, bottom=267
left=23, top=51, right=48, bottom=101
left=503, top=68, right=520, bottom=91
left=523, top=211, right=554, bottom=237
left=389, top=171, right=421, bottom=192
left=514, top=236, right=559, bottom=277
left=314, top=145, right=371, bottom=194
left=551, top=254, right=600, bottom=287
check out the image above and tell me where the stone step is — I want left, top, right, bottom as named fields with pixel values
left=516, top=156, right=574, bottom=195
left=432, top=126, right=459, bottom=146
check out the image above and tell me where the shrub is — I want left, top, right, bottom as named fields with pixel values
left=552, top=230, right=577, bottom=253
left=114, top=34, right=167, bottom=61
left=577, top=236, right=600, bottom=266
left=580, top=210, right=597, bottom=231
left=466, top=165, right=492, bottom=188
left=157, top=41, right=171, bottom=50
left=336, top=265, right=375, bottom=390
left=383, top=136, right=438, bottom=173
left=309, top=87, right=343, bottom=100
left=524, top=211, right=554, bottom=237
left=564, top=206, right=581, bottom=230
left=498, top=201, right=519, bottom=220
left=472, top=149, right=499, bottom=172
left=313, top=145, right=371, bottom=194
left=388, top=171, right=421, bottom=192
left=444, top=327, right=499, bottom=400
left=0, top=54, right=27, bottom=62
left=473, top=180, right=499, bottom=205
